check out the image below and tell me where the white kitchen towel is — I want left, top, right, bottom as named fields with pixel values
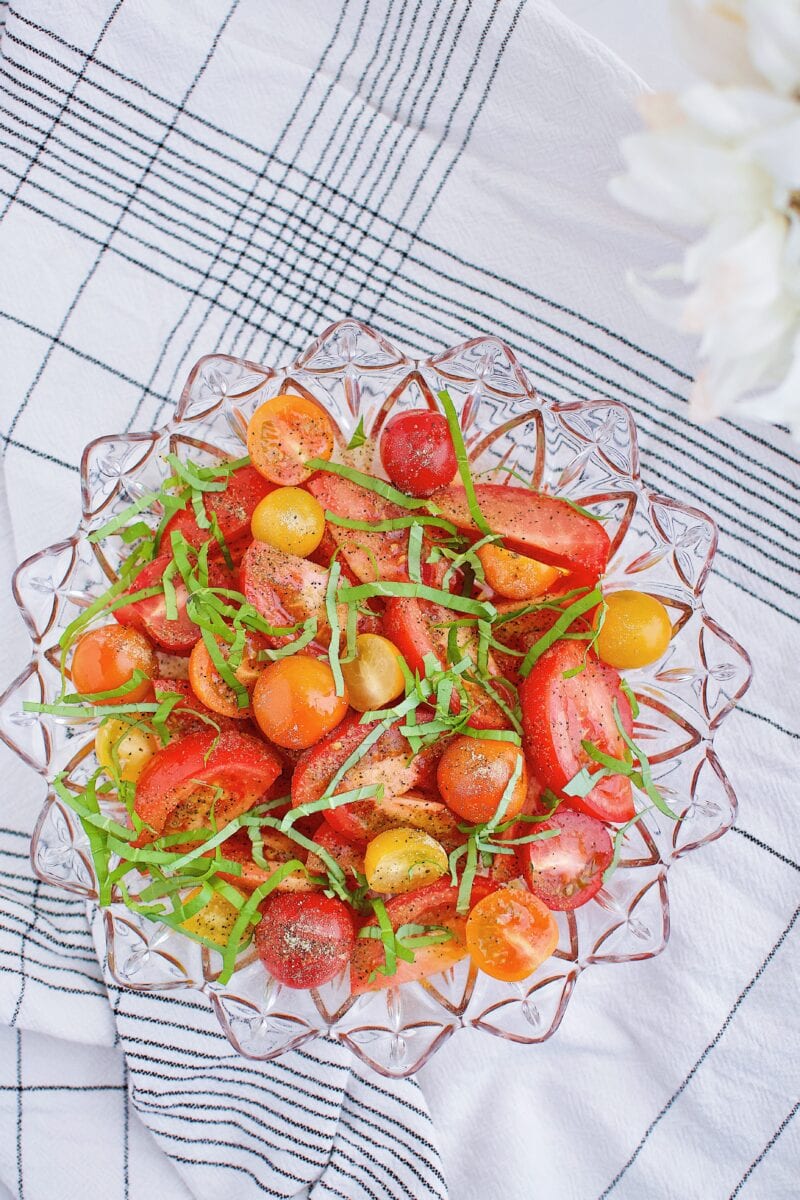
left=0, top=2, right=797, bottom=1199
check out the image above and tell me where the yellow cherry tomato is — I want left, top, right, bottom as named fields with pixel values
left=181, top=888, right=240, bottom=943
left=466, top=888, right=559, bottom=982
left=340, top=633, right=405, bottom=713
left=95, top=718, right=158, bottom=783
left=250, top=486, right=325, bottom=557
left=478, top=543, right=565, bottom=600
left=364, top=827, right=449, bottom=894
left=595, top=590, right=672, bottom=669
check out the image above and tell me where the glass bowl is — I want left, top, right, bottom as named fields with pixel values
left=0, top=320, right=752, bottom=1078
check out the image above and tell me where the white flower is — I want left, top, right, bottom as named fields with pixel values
left=612, top=0, right=800, bottom=435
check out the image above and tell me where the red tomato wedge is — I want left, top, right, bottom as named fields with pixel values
left=241, top=541, right=333, bottom=651
left=520, top=641, right=635, bottom=822
left=382, top=597, right=511, bottom=730
left=519, top=808, right=613, bottom=911
left=151, top=678, right=243, bottom=737
left=291, top=713, right=443, bottom=845
left=305, top=820, right=366, bottom=884
left=163, top=465, right=273, bottom=550
left=350, top=877, right=498, bottom=993
left=214, top=827, right=312, bottom=893
left=306, top=472, right=410, bottom=582
left=133, top=729, right=282, bottom=843
left=115, top=554, right=234, bottom=652
left=430, top=484, right=611, bottom=586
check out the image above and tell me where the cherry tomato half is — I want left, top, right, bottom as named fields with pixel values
left=364, top=827, right=449, bottom=894
left=519, top=808, right=613, bottom=910
left=250, top=486, right=326, bottom=557
left=71, top=625, right=156, bottom=704
left=181, top=888, right=240, bottom=943
left=255, top=891, right=354, bottom=988
left=379, top=409, right=457, bottom=498
left=133, top=729, right=282, bottom=842
left=306, top=472, right=411, bottom=582
left=437, top=736, right=527, bottom=825
left=520, top=641, right=635, bottom=823
left=95, top=718, right=158, bottom=782
left=340, top=633, right=405, bottom=712
left=188, top=634, right=264, bottom=719
left=478, top=543, right=565, bottom=601
left=247, top=394, right=334, bottom=486
left=252, top=657, right=349, bottom=749
left=465, top=888, right=559, bottom=981
left=595, top=590, right=672, bottom=669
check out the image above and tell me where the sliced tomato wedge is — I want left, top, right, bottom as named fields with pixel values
left=381, top=597, right=511, bottom=730
left=304, top=820, right=366, bottom=884
left=241, top=541, right=335, bottom=651
left=115, top=554, right=234, bottom=652
left=291, top=713, right=443, bottom=845
left=214, top=827, right=312, bottom=893
left=519, top=808, right=613, bottom=911
left=430, top=484, right=611, bottom=586
left=350, top=876, right=498, bottom=993
left=133, top=729, right=282, bottom=843
left=163, top=465, right=273, bottom=550
left=306, top=472, right=410, bottom=582
left=520, top=641, right=634, bottom=822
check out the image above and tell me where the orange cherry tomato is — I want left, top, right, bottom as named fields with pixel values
left=70, top=625, right=156, bottom=704
left=252, top=657, right=349, bottom=749
left=478, top=543, right=565, bottom=601
left=188, top=635, right=263, bottom=719
left=436, top=736, right=527, bottom=824
left=465, top=887, right=559, bottom=981
left=247, top=394, right=335, bottom=486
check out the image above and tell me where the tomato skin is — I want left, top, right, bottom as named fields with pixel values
left=306, top=472, right=410, bottom=582
left=520, top=641, right=635, bottom=823
left=151, top=678, right=242, bottom=736
left=465, top=888, right=559, bottom=981
left=252, top=657, right=349, bottom=750
left=247, top=394, right=335, bottom=486
left=71, top=625, right=156, bottom=703
left=133, top=729, right=282, bottom=843
left=430, top=484, right=611, bottom=586
left=350, top=876, right=498, bottom=993
left=379, top=409, right=457, bottom=498
left=255, top=891, right=354, bottom=988
left=519, top=808, right=613, bottom=911
left=437, top=736, right=527, bottom=824
left=163, top=465, right=273, bottom=549
left=291, top=713, right=443, bottom=844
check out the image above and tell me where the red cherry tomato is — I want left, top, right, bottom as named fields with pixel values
left=133, top=729, right=282, bottom=843
left=291, top=713, right=442, bottom=845
left=254, top=891, right=354, bottom=988
left=304, top=820, right=366, bottom=886
left=350, top=877, right=497, bottom=993
left=431, top=483, right=611, bottom=587
left=379, top=409, right=457, bottom=498
left=519, top=808, right=613, bottom=910
left=150, top=678, right=242, bottom=737
left=520, top=641, right=635, bottom=823
left=163, top=465, right=273, bottom=549
left=70, top=625, right=156, bottom=703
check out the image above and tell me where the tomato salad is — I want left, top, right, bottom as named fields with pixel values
left=34, top=391, right=678, bottom=993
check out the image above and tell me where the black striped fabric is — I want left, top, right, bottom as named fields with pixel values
left=0, top=2, right=798, bottom=1198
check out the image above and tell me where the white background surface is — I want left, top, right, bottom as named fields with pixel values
left=552, top=0, right=695, bottom=88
